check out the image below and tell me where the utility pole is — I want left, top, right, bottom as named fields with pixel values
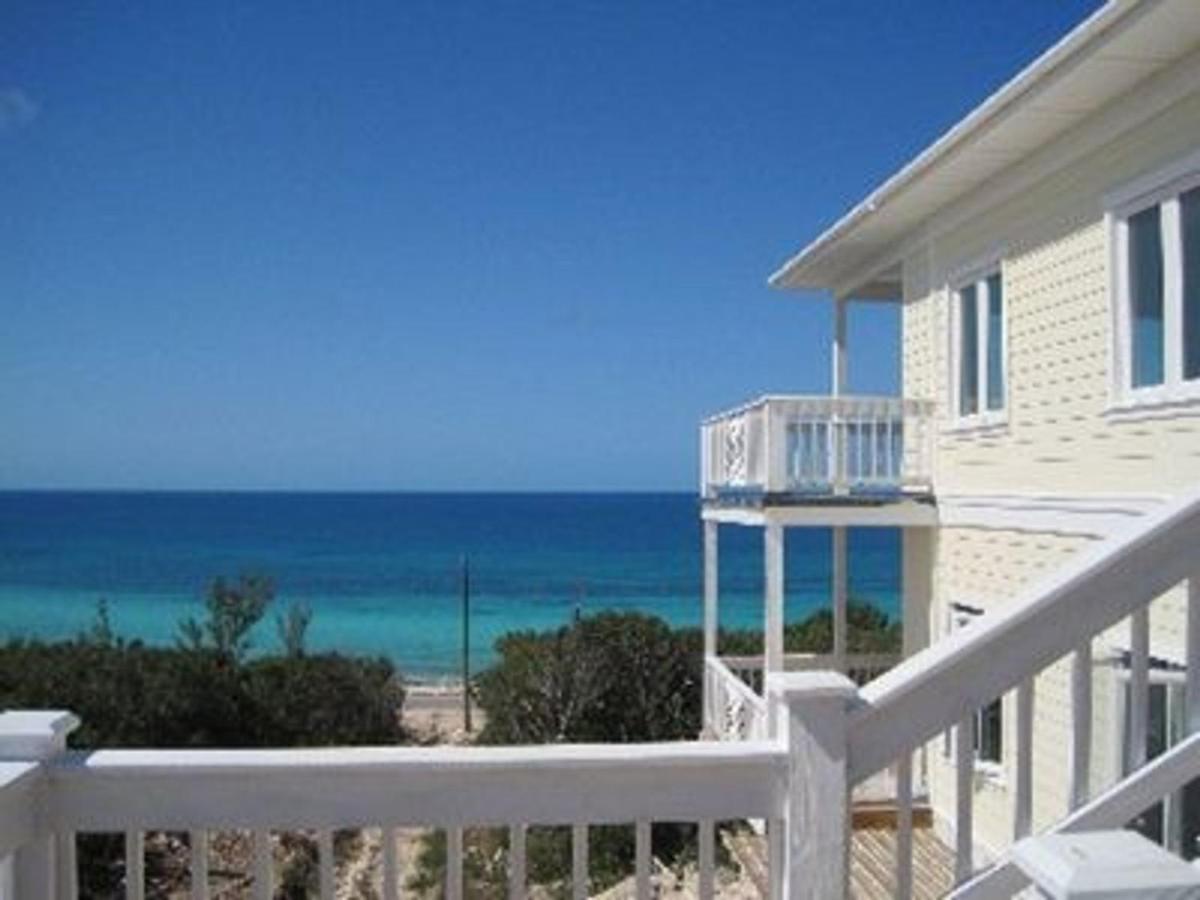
left=461, top=554, right=472, bottom=734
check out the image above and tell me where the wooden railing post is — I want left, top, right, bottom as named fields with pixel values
left=768, top=672, right=857, bottom=900
left=0, top=711, right=80, bottom=900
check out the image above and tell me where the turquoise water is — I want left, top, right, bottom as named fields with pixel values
left=0, top=492, right=900, bottom=677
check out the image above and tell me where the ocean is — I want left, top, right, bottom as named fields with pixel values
left=0, top=491, right=900, bottom=678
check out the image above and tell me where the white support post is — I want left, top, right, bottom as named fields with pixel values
left=832, top=297, right=848, bottom=493
left=832, top=527, right=848, bottom=670
left=768, top=672, right=857, bottom=900
left=189, top=831, right=209, bottom=900
left=571, top=824, right=588, bottom=900
left=765, top=523, right=785, bottom=676
left=508, top=824, right=526, bottom=900
left=382, top=827, right=400, bottom=900
left=832, top=297, right=847, bottom=398
left=1015, top=678, right=1034, bottom=840
left=635, top=820, right=651, bottom=900
left=895, top=753, right=913, bottom=900
left=955, top=715, right=974, bottom=884
left=0, top=711, right=80, bottom=900
left=1070, top=641, right=1093, bottom=810
left=704, top=520, right=719, bottom=659
left=1187, top=576, right=1200, bottom=735
left=698, top=820, right=715, bottom=900
left=1130, top=608, right=1151, bottom=771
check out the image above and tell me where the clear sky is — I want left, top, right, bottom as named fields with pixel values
left=3, top=1, right=1102, bottom=491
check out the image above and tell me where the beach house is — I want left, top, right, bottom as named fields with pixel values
left=6, top=1, right=1200, bottom=898
left=700, top=0, right=1200, bottom=892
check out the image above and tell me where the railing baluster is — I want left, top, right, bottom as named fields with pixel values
left=698, top=820, right=715, bottom=900
left=1187, top=576, right=1200, bottom=735
left=635, top=820, right=651, bottom=900
left=252, top=829, right=271, bottom=900
left=318, top=830, right=335, bottom=900
left=896, top=754, right=913, bottom=900
left=885, top=416, right=894, bottom=480
left=125, top=830, right=144, bottom=900
left=382, top=827, right=399, bottom=900
left=572, top=824, right=588, bottom=900
left=55, top=832, right=76, bottom=900
left=1070, top=640, right=1093, bottom=809
left=509, top=824, right=526, bottom=900
left=446, top=827, right=463, bottom=900
left=1130, top=607, right=1151, bottom=771
left=189, top=830, right=209, bottom=900
left=955, top=716, right=974, bottom=884
left=1015, top=677, right=1034, bottom=839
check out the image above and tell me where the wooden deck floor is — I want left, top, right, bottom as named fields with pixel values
left=850, top=827, right=955, bottom=900
left=726, top=822, right=956, bottom=899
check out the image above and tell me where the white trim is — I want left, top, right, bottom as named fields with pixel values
left=769, top=0, right=1144, bottom=290
left=1104, top=147, right=1200, bottom=214
left=1108, top=152, right=1200, bottom=412
left=701, top=501, right=937, bottom=529
left=703, top=492, right=1165, bottom=535
left=827, top=47, right=1200, bottom=303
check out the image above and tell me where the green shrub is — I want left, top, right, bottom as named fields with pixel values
left=0, top=576, right=408, bottom=895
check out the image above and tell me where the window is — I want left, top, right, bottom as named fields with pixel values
left=952, top=271, right=1006, bottom=424
left=1112, top=162, right=1200, bottom=406
left=1116, top=661, right=1200, bottom=859
left=943, top=604, right=1004, bottom=771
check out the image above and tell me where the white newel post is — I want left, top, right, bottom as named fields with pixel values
left=768, top=672, right=857, bottom=900
left=0, top=711, right=80, bottom=900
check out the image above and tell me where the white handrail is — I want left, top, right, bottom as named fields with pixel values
left=951, top=730, right=1200, bottom=899
left=47, top=741, right=787, bottom=831
left=848, top=484, right=1200, bottom=783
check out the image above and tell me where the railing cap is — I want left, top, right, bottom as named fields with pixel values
left=765, top=672, right=858, bottom=700
left=0, top=710, right=80, bottom=760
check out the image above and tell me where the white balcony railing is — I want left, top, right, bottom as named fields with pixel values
left=0, top=696, right=835, bottom=900
left=703, top=656, right=768, bottom=742
left=703, top=653, right=900, bottom=743
left=700, top=395, right=934, bottom=500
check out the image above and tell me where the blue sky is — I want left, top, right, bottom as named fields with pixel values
left=2, top=1, right=1102, bottom=491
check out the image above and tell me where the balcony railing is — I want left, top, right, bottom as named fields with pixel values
left=700, top=395, right=934, bottom=500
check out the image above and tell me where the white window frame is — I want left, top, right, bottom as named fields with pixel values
left=948, top=265, right=1008, bottom=430
left=1107, top=148, right=1200, bottom=413
left=1111, top=661, right=1190, bottom=856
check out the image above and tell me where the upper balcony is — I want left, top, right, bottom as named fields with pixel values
left=700, top=394, right=935, bottom=506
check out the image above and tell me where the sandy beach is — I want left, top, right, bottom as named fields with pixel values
left=403, top=682, right=482, bottom=743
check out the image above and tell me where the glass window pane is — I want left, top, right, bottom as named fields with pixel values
left=1129, top=205, right=1165, bottom=388
left=986, top=273, right=1005, bottom=410
left=1183, top=188, right=1200, bottom=381
left=959, top=285, right=979, bottom=415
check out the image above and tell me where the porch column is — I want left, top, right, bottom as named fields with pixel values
left=832, top=527, right=848, bottom=668
left=901, top=527, right=934, bottom=657
left=832, top=296, right=847, bottom=398
left=765, top=522, right=785, bottom=674
left=703, top=520, right=718, bottom=658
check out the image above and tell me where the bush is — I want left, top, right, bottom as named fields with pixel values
left=0, top=577, right=408, bottom=895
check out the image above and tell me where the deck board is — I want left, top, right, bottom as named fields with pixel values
left=723, top=820, right=955, bottom=898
